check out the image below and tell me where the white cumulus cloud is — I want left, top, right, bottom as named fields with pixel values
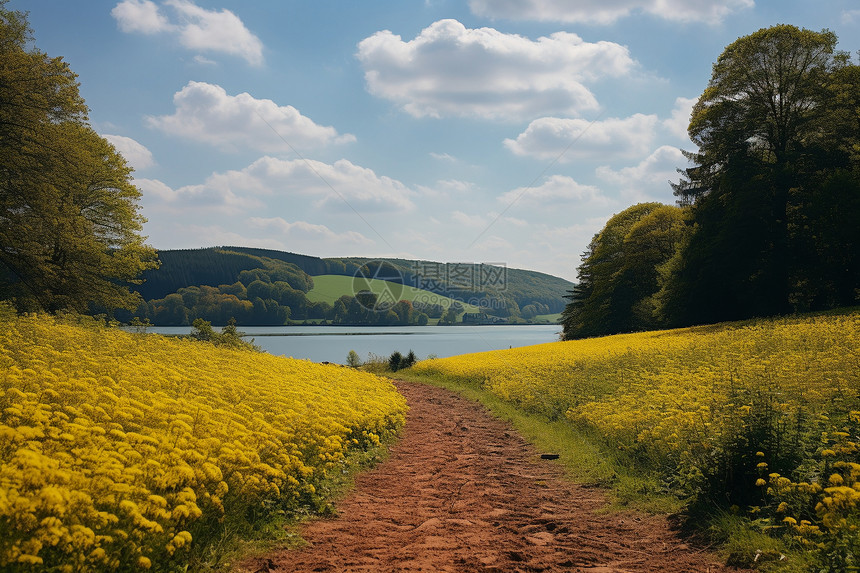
left=356, top=19, right=635, bottom=120
left=662, top=96, right=697, bottom=141
left=111, top=0, right=170, bottom=34
left=243, top=157, right=415, bottom=212
left=135, top=178, right=178, bottom=202
left=468, top=0, right=754, bottom=25
left=596, top=145, right=685, bottom=186
left=141, top=156, right=415, bottom=214
left=135, top=175, right=257, bottom=213
left=498, top=175, right=613, bottom=207
left=192, top=55, right=217, bottom=66
left=112, top=0, right=263, bottom=66
left=596, top=145, right=686, bottom=202
left=147, top=82, right=355, bottom=152
left=504, top=114, right=658, bottom=162
left=247, top=217, right=373, bottom=246
left=102, top=134, right=155, bottom=170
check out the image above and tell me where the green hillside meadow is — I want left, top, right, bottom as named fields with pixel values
left=305, top=274, right=482, bottom=312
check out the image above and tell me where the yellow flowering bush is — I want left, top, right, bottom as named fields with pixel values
left=755, top=421, right=860, bottom=570
left=0, top=312, right=406, bottom=571
left=413, top=311, right=860, bottom=562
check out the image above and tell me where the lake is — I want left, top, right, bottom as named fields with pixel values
left=143, top=325, right=563, bottom=364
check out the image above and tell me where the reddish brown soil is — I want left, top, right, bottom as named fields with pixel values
left=246, top=381, right=743, bottom=572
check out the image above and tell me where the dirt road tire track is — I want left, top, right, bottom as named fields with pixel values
left=247, top=381, right=742, bottom=572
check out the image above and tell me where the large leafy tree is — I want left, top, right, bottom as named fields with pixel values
left=0, top=3, right=157, bottom=312
left=561, top=203, right=687, bottom=339
left=618, top=205, right=689, bottom=329
left=671, top=25, right=858, bottom=321
left=677, top=25, right=841, bottom=202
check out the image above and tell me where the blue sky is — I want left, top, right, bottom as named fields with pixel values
left=15, top=0, right=859, bottom=281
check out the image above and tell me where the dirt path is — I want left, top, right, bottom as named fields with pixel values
left=247, top=381, right=741, bottom=572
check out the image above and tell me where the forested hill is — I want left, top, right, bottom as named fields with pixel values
left=131, top=247, right=574, bottom=326
left=135, top=248, right=325, bottom=300
left=333, top=256, right=573, bottom=315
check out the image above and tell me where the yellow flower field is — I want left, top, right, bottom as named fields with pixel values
left=0, top=312, right=406, bottom=571
left=413, top=311, right=860, bottom=562
left=413, top=313, right=859, bottom=451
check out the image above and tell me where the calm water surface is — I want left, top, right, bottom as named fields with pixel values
left=145, top=325, right=563, bottom=364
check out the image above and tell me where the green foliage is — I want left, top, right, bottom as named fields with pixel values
left=137, top=249, right=312, bottom=301
left=749, top=415, right=860, bottom=572
left=305, top=275, right=480, bottom=315
left=128, top=316, right=152, bottom=333
left=190, top=318, right=259, bottom=351
left=359, top=352, right=390, bottom=374
left=438, top=306, right=459, bottom=325
left=414, top=302, right=444, bottom=318
left=391, top=300, right=414, bottom=325
left=0, top=300, right=16, bottom=323
left=0, top=4, right=158, bottom=313
left=212, top=245, right=332, bottom=276
left=562, top=203, right=688, bottom=339
left=144, top=249, right=575, bottom=318
left=133, top=255, right=314, bottom=325
left=388, top=351, right=403, bottom=372
left=667, top=25, right=859, bottom=325
left=674, top=382, right=824, bottom=511
left=190, top=317, right=217, bottom=341
left=682, top=25, right=839, bottom=190
left=386, top=350, right=417, bottom=372
left=791, top=170, right=860, bottom=311
left=331, top=257, right=574, bottom=316
left=346, top=350, right=362, bottom=368
left=131, top=247, right=575, bottom=326
left=410, top=310, right=860, bottom=570
left=566, top=26, right=859, bottom=336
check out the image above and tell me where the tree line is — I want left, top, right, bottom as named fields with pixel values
left=134, top=250, right=566, bottom=325
left=563, top=25, right=859, bottom=339
left=133, top=257, right=459, bottom=326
